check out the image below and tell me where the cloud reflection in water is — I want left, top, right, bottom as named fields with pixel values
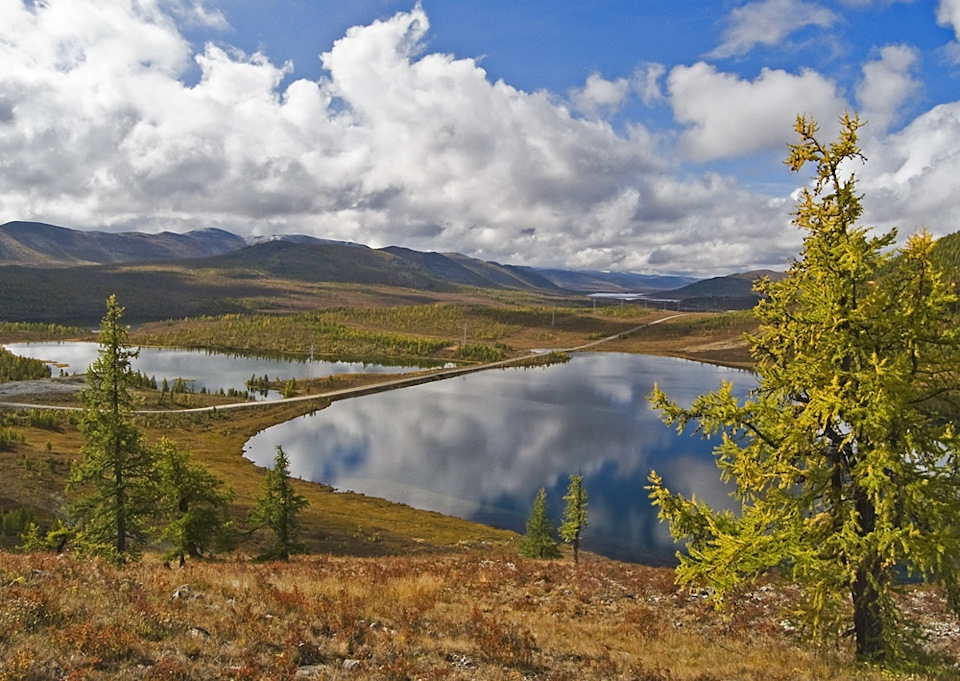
left=244, top=353, right=754, bottom=563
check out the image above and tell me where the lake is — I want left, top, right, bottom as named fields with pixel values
left=244, top=353, right=754, bottom=564
left=3, top=342, right=419, bottom=399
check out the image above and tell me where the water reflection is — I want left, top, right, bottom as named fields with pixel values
left=4, top=342, right=416, bottom=399
left=244, top=353, right=754, bottom=563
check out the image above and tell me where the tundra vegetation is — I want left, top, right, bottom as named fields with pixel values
left=650, top=114, right=960, bottom=664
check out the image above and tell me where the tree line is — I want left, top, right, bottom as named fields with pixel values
left=0, top=346, right=50, bottom=383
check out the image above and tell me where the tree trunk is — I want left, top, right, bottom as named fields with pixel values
left=853, top=491, right=884, bottom=661
left=116, top=459, right=127, bottom=555
left=853, top=563, right=884, bottom=661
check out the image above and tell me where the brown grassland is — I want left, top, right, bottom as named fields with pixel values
left=1, top=551, right=958, bottom=680
left=1, top=291, right=958, bottom=679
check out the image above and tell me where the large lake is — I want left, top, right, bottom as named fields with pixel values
left=244, top=353, right=754, bottom=564
left=3, top=342, right=418, bottom=399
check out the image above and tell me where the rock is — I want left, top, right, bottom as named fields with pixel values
left=172, top=584, right=195, bottom=600
left=296, top=665, right=326, bottom=677
left=188, top=626, right=211, bottom=640
left=342, top=659, right=361, bottom=671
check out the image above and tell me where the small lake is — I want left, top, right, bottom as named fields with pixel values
left=244, top=353, right=754, bottom=564
left=3, top=342, right=419, bottom=399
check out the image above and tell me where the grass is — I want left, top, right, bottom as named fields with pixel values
left=128, top=303, right=755, bottom=366
left=0, top=552, right=956, bottom=680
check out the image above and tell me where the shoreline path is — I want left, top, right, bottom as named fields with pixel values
left=0, top=315, right=686, bottom=413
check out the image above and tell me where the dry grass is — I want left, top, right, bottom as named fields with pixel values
left=0, top=552, right=956, bottom=680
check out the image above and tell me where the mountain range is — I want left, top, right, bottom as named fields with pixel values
left=0, top=221, right=777, bottom=323
left=0, top=221, right=702, bottom=292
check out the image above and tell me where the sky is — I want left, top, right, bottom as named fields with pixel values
left=3, top=1, right=960, bottom=276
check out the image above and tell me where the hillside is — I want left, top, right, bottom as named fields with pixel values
left=193, top=241, right=558, bottom=292
left=0, top=221, right=246, bottom=266
left=527, top=267, right=697, bottom=293
left=638, top=269, right=784, bottom=311
left=2, top=551, right=953, bottom=680
left=0, top=240, right=565, bottom=324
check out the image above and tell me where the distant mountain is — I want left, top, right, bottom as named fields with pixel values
left=642, top=269, right=787, bottom=311
left=0, top=221, right=797, bottom=320
left=186, top=241, right=561, bottom=292
left=0, top=222, right=654, bottom=293
left=664, top=270, right=784, bottom=299
left=526, top=268, right=698, bottom=293
left=0, top=221, right=246, bottom=266
left=0, top=234, right=570, bottom=323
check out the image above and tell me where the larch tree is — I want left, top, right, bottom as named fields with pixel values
left=154, top=437, right=236, bottom=567
left=560, top=474, right=588, bottom=564
left=648, top=114, right=960, bottom=662
left=250, top=445, right=309, bottom=560
left=68, top=294, right=157, bottom=560
left=518, top=487, right=561, bottom=559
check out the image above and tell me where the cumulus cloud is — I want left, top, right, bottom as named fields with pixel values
left=937, top=0, right=960, bottom=41
left=667, top=62, right=847, bottom=161
left=711, top=0, right=839, bottom=59
left=569, top=73, right=631, bottom=118
left=856, top=44, right=921, bottom=133
left=0, top=0, right=809, bottom=275
left=859, top=102, right=960, bottom=240
left=164, top=0, right=228, bottom=30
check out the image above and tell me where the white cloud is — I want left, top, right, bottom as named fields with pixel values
left=635, top=62, right=667, bottom=106
left=667, top=62, right=847, bottom=161
left=856, top=44, right=921, bottom=133
left=712, top=0, right=839, bottom=59
left=569, top=73, right=631, bottom=118
left=937, top=0, right=960, bottom=41
left=859, top=102, right=960, bottom=241
left=163, top=0, right=228, bottom=30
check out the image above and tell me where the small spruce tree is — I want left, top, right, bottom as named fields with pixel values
left=250, top=445, right=309, bottom=560
left=154, top=437, right=236, bottom=567
left=518, top=487, right=561, bottom=559
left=68, top=295, right=156, bottom=560
left=560, top=474, right=588, bottom=564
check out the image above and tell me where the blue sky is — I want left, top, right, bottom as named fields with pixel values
left=3, top=1, right=960, bottom=276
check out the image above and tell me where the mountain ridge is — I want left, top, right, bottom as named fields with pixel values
left=0, top=221, right=705, bottom=293
left=0, top=221, right=246, bottom=266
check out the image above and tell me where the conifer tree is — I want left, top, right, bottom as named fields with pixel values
left=154, top=437, right=236, bottom=566
left=68, top=295, right=156, bottom=560
left=250, top=445, right=309, bottom=560
left=560, top=474, right=588, bottom=564
left=648, top=114, right=960, bottom=662
left=518, top=487, right=561, bottom=559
